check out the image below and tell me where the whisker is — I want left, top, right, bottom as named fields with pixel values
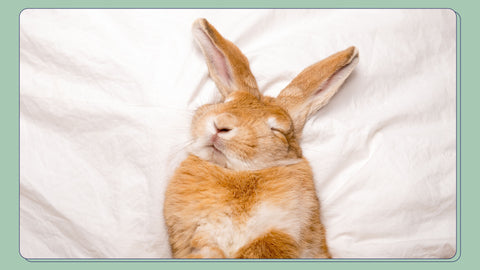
left=166, top=138, right=195, bottom=175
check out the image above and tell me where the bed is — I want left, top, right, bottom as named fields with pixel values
left=19, top=9, right=457, bottom=259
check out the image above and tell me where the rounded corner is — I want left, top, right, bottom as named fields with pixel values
left=448, top=247, right=461, bottom=262
left=19, top=8, right=32, bottom=19
left=446, top=8, right=461, bottom=20
left=18, top=247, right=31, bottom=262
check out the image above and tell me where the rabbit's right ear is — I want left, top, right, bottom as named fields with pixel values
left=192, top=18, right=260, bottom=100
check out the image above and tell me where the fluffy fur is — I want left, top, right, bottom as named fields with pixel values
left=164, top=18, right=359, bottom=259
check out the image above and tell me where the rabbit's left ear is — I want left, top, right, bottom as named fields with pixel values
left=192, top=18, right=260, bottom=100
left=276, top=46, right=359, bottom=136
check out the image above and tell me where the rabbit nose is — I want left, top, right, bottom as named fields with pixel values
left=213, top=113, right=236, bottom=134
left=215, top=124, right=231, bottom=133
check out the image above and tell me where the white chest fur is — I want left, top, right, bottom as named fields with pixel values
left=195, top=201, right=306, bottom=258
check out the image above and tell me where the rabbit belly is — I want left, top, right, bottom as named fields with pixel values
left=195, top=201, right=304, bottom=258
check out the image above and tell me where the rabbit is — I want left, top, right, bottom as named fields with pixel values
left=163, top=18, right=359, bottom=259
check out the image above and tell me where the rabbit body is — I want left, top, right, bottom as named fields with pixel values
left=163, top=18, right=358, bottom=259
left=164, top=154, right=329, bottom=258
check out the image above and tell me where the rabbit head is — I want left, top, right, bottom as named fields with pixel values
left=189, top=18, right=359, bottom=171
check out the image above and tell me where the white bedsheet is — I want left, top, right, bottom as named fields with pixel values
left=19, top=9, right=457, bottom=259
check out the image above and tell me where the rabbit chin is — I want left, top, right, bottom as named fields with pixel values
left=189, top=144, right=247, bottom=170
left=189, top=143, right=303, bottom=171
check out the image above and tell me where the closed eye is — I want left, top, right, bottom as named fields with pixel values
left=267, top=117, right=289, bottom=138
left=271, top=127, right=286, bottom=137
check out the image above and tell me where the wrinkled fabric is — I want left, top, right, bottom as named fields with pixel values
left=20, top=9, right=457, bottom=259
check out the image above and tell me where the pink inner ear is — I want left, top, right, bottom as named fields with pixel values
left=194, top=29, right=233, bottom=88
left=208, top=46, right=233, bottom=87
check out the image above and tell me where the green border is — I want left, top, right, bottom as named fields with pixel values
left=5, top=0, right=477, bottom=269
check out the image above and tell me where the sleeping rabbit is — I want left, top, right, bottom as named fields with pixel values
left=164, top=18, right=359, bottom=259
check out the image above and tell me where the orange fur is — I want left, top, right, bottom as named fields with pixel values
left=235, top=230, right=299, bottom=259
left=164, top=155, right=330, bottom=258
left=163, top=18, right=358, bottom=259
